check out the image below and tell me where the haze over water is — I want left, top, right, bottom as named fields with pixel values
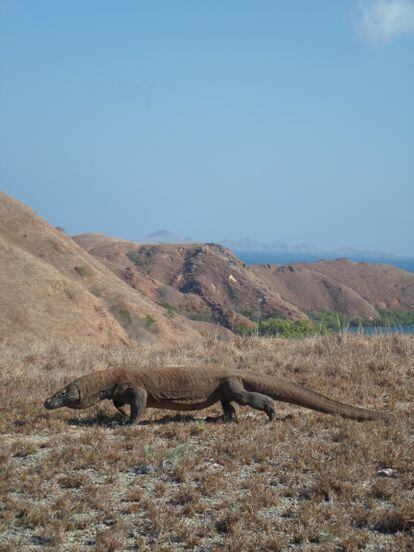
left=237, top=252, right=414, bottom=273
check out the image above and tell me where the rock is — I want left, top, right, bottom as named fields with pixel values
left=134, top=464, right=156, bottom=475
left=377, top=468, right=398, bottom=478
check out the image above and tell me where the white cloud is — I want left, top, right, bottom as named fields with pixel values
left=356, top=0, right=414, bottom=42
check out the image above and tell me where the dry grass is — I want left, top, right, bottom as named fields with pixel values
left=0, top=334, right=413, bottom=550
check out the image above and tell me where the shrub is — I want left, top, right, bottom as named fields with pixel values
left=234, top=323, right=256, bottom=336
left=127, top=250, right=145, bottom=267
left=109, top=303, right=157, bottom=337
left=144, top=315, right=156, bottom=328
left=158, top=303, right=178, bottom=318
left=258, top=319, right=318, bottom=338
left=308, top=309, right=414, bottom=332
left=308, top=311, right=351, bottom=332
left=377, top=310, right=414, bottom=326
left=74, top=265, right=92, bottom=277
left=127, top=248, right=153, bottom=269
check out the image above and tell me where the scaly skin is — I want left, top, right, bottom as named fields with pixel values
left=44, top=366, right=388, bottom=424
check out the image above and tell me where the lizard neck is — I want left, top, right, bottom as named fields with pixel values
left=75, top=369, right=119, bottom=407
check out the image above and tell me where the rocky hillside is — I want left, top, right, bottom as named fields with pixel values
left=0, top=192, right=199, bottom=347
left=76, top=234, right=414, bottom=330
left=73, top=235, right=305, bottom=331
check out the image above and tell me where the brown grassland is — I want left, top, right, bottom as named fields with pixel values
left=0, top=334, right=413, bottom=551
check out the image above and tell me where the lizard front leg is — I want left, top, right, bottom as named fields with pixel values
left=112, top=396, right=130, bottom=420
left=112, top=383, right=147, bottom=424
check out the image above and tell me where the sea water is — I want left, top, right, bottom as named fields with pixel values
left=343, top=325, right=414, bottom=336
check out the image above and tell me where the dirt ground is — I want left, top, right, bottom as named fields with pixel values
left=0, top=334, right=413, bottom=551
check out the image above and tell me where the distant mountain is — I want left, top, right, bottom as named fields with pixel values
left=331, top=246, right=395, bottom=258
left=140, top=235, right=394, bottom=258
left=221, top=238, right=394, bottom=258
left=143, top=230, right=192, bottom=244
left=221, top=238, right=294, bottom=252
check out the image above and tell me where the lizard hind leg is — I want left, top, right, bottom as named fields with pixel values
left=221, top=378, right=275, bottom=422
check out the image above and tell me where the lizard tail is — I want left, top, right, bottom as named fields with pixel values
left=242, top=373, right=387, bottom=421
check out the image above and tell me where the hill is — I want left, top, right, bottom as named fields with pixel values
left=251, top=263, right=379, bottom=319
left=0, top=192, right=199, bottom=346
left=2, top=191, right=413, bottom=343
left=73, top=234, right=305, bottom=331
left=252, top=259, right=414, bottom=320
left=304, top=259, right=414, bottom=312
left=76, top=234, right=414, bottom=331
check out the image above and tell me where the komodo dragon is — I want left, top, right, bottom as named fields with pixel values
left=44, top=366, right=387, bottom=423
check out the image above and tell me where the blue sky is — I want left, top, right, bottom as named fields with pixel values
left=1, top=1, right=413, bottom=255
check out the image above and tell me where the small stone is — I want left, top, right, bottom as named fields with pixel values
left=134, top=464, right=155, bottom=475
left=377, top=468, right=398, bottom=478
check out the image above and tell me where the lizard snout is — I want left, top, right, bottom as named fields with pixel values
left=43, top=397, right=56, bottom=409
left=43, top=393, right=64, bottom=409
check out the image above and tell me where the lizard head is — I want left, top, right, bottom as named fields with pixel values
left=44, top=383, right=81, bottom=410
